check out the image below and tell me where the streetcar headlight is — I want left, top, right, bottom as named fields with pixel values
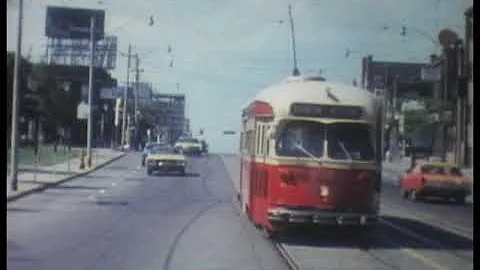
left=320, top=185, right=329, bottom=197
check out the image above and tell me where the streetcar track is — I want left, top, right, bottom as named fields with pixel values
left=162, top=200, right=221, bottom=270
left=162, top=155, right=226, bottom=270
left=380, top=201, right=473, bottom=241
left=378, top=217, right=473, bottom=262
left=274, top=243, right=302, bottom=270
left=219, top=154, right=473, bottom=270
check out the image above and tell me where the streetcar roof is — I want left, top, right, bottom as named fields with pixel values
left=242, top=76, right=378, bottom=119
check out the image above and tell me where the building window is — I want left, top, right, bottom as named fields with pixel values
left=466, top=104, right=471, bottom=124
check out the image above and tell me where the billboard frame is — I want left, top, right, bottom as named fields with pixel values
left=45, top=6, right=105, bottom=40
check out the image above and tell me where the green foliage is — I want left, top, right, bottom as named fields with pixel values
left=403, top=109, right=431, bottom=136
left=7, top=51, right=33, bottom=131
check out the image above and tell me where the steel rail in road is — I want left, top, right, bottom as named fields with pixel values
left=267, top=208, right=472, bottom=270
left=380, top=201, right=473, bottom=241
left=274, top=217, right=472, bottom=270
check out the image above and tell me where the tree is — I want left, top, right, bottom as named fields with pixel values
left=23, top=64, right=78, bottom=146
left=7, top=51, right=33, bottom=147
left=403, top=97, right=455, bottom=154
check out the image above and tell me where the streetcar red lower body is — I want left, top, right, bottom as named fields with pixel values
left=241, top=159, right=380, bottom=234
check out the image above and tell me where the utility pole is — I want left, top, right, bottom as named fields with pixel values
left=10, top=0, right=23, bottom=191
left=288, top=4, right=300, bottom=76
left=454, top=39, right=466, bottom=166
left=391, top=76, right=399, bottom=162
left=441, top=47, right=449, bottom=162
left=86, top=14, right=96, bottom=168
left=122, top=44, right=131, bottom=146
left=438, top=28, right=459, bottom=162
left=134, top=54, right=140, bottom=151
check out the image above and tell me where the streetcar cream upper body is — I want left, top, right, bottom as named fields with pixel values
left=242, top=76, right=381, bottom=123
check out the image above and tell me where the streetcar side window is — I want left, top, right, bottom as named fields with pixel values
left=249, top=130, right=255, bottom=155
left=256, top=124, right=261, bottom=155
left=265, top=126, right=270, bottom=155
left=261, top=125, right=266, bottom=155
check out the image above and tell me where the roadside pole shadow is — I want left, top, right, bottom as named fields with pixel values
left=49, top=185, right=107, bottom=191
left=150, top=172, right=200, bottom=177
left=19, top=168, right=75, bottom=175
left=7, top=207, right=42, bottom=213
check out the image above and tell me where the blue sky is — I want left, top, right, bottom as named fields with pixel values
left=7, top=0, right=472, bottom=153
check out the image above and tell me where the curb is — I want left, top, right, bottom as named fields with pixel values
left=7, top=152, right=127, bottom=203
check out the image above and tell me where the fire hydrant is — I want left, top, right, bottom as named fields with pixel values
left=79, top=149, right=86, bottom=170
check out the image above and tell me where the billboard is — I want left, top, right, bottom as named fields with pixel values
left=45, top=6, right=105, bottom=40
left=100, top=86, right=134, bottom=100
left=421, top=67, right=441, bottom=82
left=47, top=35, right=117, bottom=69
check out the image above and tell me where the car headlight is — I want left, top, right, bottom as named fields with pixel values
left=157, top=161, right=163, bottom=166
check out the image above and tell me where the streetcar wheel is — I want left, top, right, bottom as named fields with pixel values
left=454, top=195, right=466, bottom=205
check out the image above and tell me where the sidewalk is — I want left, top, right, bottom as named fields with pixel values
left=6, top=148, right=126, bottom=202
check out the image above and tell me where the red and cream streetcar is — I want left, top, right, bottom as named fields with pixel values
left=239, top=75, right=383, bottom=237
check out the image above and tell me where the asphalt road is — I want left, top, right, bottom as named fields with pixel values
left=8, top=153, right=473, bottom=270
left=7, top=153, right=290, bottom=270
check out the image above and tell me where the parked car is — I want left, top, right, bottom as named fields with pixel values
left=399, top=161, right=471, bottom=204
left=145, top=145, right=187, bottom=176
left=174, top=138, right=203, bottom=156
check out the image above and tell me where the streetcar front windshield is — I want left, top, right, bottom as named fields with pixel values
left=276, top=121, right=325, bottom=158
left=327, top=123, right=374, bottom=161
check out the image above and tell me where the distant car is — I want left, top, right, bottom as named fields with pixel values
left=200, top=140, right=208, bottom=154
left=145, top=145, right=187, bottom=176
left=174, top=138, right=203, bottom=156
left=399, top=161, right=471, bottom=204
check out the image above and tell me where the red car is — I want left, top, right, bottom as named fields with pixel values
left=399, top=161, right=471, bottom=204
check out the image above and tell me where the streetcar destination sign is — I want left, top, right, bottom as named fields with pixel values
left=290, top=103, right=364, bottom=119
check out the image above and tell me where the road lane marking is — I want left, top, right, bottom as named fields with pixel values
left=378, top=235, right=453, bottom=270
left=380, top=202, right=473, bottom=240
